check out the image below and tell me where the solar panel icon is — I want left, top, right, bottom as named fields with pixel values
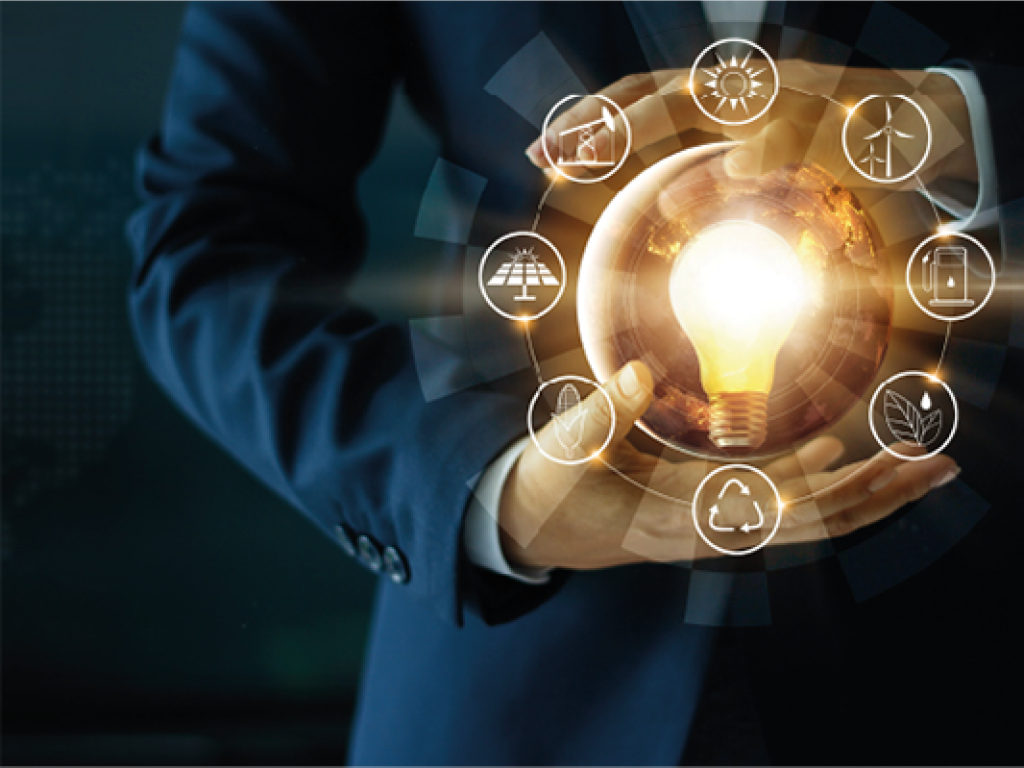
left=487, top=246, right=560, bottom=302
left=479, top=231, right=566, bottom=322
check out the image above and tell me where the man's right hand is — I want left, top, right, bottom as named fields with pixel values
left=499, top=361, right=959, bottom=571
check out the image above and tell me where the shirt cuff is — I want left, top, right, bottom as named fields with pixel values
left=464, top=436, right=552, bottom=585
left=925, top=65, right=999, bottom=231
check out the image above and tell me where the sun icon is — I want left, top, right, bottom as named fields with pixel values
left=701, top=50, right=768, bottom=117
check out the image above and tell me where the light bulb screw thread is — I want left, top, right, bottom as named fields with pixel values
left=709, top=392, right=769, bottom=450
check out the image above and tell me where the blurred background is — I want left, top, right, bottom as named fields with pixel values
left=3, top=3, right=439, bottom=764
left=4, top=3, right=1023, bottom=766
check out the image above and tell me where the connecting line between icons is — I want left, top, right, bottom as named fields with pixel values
left=915, top=174, right=944, bottom=230
left=905, top=174, right=950, bottom=389
left=599, top=443, right=895, bottom=511
left=532, top=178, right=557, bottom=233
left=524, top=320, right=695, bottom=509
left=523, top=177, right=564, bottom=393
left=601, top=458, right=696, bottom=510
left=524, top=323, right=544, bottom=385
left=909, top=174, right=952, bottom=380
left=935, top=322, right=952, bottom=377
left=779, top=85, right=845, bottom=111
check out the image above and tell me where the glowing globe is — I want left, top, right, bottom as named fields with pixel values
left=577, top=142, right=892, bottom=460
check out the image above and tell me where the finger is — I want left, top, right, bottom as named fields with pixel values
left=773, top=457, right=960, bottom=546
left=508, top=362, right=656, bottom=553
left=533, top=360, right=654, bottom=468
left=765, top=435, right=846, bottom=484
left=723, top=99, right=855, bottom=184
left=823, top=456, right=960, bottom=538
left=779, top=447, right=957, bottom=532
left=530, top=68, right=785, bottom=170
left=620, top=498, right=696, bottom=565
left=779, top=454, right=898, bottom=528
left=778, top=443, right=928, bottom=527
left=599, top=84, right=779, bottom=164
left=526, top=73, right=674, bottom=167
left=723, top=117, right=809, bottom=179
left=601, top=89, right=691, bottom=160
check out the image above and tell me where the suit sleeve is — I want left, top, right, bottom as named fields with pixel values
left=126, top=1, right=563, bottom=626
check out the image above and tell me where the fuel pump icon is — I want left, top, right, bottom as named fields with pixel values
left=923, top=246, right=974, bottom=308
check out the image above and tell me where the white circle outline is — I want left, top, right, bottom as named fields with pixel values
left=906, top=231, right=996, bottom=322
left=688, top=38, right=780, bottom=127
left=842, top=94, right=932, bottom=184
left=540, top=94, right=633, bottom=184
left=527, top=375, right=615, bottom=466
left=477, top=231, right=567, bottom=322
left=868, top=370, right=959, bottom=461
left=691, top=464, right=783, bottom=557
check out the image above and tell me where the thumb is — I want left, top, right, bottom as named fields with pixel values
left=535, top=361, right=654, bottom=463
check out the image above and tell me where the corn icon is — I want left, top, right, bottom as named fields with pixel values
left=552, top=384, right=587, bottom=459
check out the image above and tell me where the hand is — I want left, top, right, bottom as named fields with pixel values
left=499, top=361, right=959, bottom=570
left=526, top=61, right=975, bottom=191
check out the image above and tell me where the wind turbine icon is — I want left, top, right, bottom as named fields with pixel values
left=862, top=101, right=914, bottom=179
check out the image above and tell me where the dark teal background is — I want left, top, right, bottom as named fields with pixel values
left=2, top=3, right=439, bottom=763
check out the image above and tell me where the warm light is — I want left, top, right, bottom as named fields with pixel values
left=577, top=143, right=888, bottom=459
left=669, top=220, right=806, bottom=449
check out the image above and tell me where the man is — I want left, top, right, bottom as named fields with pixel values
left=128, top=3, right=1018, bottom=763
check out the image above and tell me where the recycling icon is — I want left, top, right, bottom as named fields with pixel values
left=692, top=464, right=782, bottom=557
left=707, top=478, right=764, bottom=534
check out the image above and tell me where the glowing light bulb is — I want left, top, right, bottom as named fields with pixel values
left=669, top=220, right=807, bottom=450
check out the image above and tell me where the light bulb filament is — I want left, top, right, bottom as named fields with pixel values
left=669, top=220, right=806, bottom=449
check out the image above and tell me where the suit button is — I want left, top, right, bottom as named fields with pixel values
left=334, top=524, right=357, bottom=558
left=383, top=546, right=410, bottom=584
left=356, top=535, right=383, bottom=572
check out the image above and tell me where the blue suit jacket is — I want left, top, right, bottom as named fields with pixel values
left=127, top=3, right=1022, bottom=764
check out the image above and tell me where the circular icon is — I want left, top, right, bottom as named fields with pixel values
left=868, top=371, right=959, bottom=461
left=689, top=38, right=780, bottom=126
left=692, top=464, right=783, bottom=557
left=843, top=94, right=932, bottom=184
left=527, top=375, right=614, bottom=466
left=541, top=94, right=632, bottom=184
left=906, top=231, right=995, bottom=322
left=478, top=231, right=566, bottom=322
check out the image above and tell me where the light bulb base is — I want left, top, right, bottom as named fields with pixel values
left=709, top=392, right=768, bottom=450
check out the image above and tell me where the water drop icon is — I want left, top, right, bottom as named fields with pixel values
left=947, top=276, right=956, bottom=288
left=920, top=392, right=932, bottom=410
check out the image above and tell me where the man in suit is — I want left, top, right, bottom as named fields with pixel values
left=128, top=3, right=1019, bottom=763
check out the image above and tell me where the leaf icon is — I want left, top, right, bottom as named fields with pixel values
left=883, top=389, right=942, bottom=446
left=919, top=408, right=943, bottom=446
left=883, top=390, right=919, bottom=444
